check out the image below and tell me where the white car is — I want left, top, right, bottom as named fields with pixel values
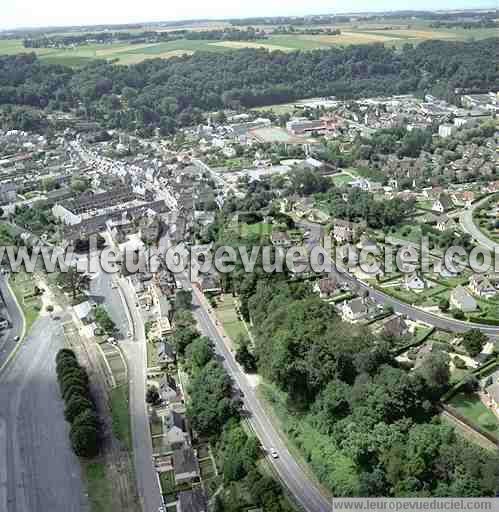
left=270, top=448, right=279, bottom=459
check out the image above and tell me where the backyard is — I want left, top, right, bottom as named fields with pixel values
left=448, top=392, right=499, bottom=437
left=214, top=294, right=247, bottom=344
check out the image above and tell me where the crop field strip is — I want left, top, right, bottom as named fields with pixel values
left=0, top=23, right=495, bottom=66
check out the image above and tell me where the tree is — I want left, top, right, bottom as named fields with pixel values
left=173, top=326, right=199, bottom=356
left=187, top=360, right=237, bottom=436
left=56, top=267, right=91, bottom=301
left=186, top=336, right=213, bottom=370
left=70, top=423, right=99, bottom=457
left=462, top=329, right=487, bottom=357
left=146, top=387, right=161, bottom=405
left=235, top=335, right=257, bottom=372
left=64, top=396, right=94, bottom=423
left=94, top=305, right=115, bottom=334
left=175, top=290, right=192, bottom=311
left=72, top=409, right=99, bottom=431
left=417, top=351, right=450, bottom=397
left=438, top=298, right=450, bottom=312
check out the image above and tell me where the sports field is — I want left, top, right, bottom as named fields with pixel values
left=0, top=22, right=495, bottom=66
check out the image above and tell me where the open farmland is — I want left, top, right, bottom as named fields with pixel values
left=0, top=20, right=496, bottom=66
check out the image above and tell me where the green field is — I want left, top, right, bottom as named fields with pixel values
left=215, top=294, right=247, bottom=344
left=448, top=392, right=499, bottom=436
left=83, top=462, right=113, bottom=512
left=9, top=271, right=41, bottom=333
left=1, top=23, right=495, bottom=66
left=110, top=384, right=132, bottom=451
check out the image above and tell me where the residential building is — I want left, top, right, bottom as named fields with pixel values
left=340, top=297, right=368, bottom=323
left=313, top=277, right=339, bottom=299
left=0, top=182, right=17, bottom=205
left=156, top=341, right=176, bottom=366
left=450, top=286, right=477, bottom=313
left=432, top=194, right=453, bottom=214
left=164, top=410, right=189, bottom=450
left=178, top=488, right=208, bottom=512
left=404, top=273, right=427, bottom=291
left=332, top=219, right=366, bottom=244
left=270, top=230, right=291, bottom=247
left=173, top=447, right=200, bottom=485
left=468, top=274, right=497, bottom=299
left=381, top=315, right=409, bottom=338
left=158, top=374, right=182, bottom=404
left=438, top=124, right=457, bottom=138
left=436, top=215, right=457, bottom=232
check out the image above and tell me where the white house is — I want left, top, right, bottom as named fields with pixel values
left=450, top=286, right=477, bottom=313
left=469, top=274, right=497, bottom=299
left=340, top=298, right=368, bottom=323
left=404, top=273, right=427, bottom=292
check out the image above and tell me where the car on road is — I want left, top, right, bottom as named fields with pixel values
left=13, top=335, right=20, bottom=342
left=269, top=447, right=279, bottom=459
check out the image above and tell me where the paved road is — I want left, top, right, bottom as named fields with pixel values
left=0, top=314, right=88, bottom=512
left=91, top=263, right=163, bottom=512
left=460, top=195, right=499, bottom=252
left=0, top=275, right=24, bottom=370
left=298, top=220, right=499, bottom=340
left=177, top=273, right=332, bottom=512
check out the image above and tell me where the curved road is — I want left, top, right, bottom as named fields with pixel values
left=0, top=274, right=24, bottom=371
left=298, top=220, right=499, bottom=340
left=460, top=195, right=498, bottom=252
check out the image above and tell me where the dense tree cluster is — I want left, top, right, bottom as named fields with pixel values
left=247, top=280, right=499, bottom=497
left=0, top=38, right=496, bottom=135
left=318, top=187, right=416, bottom=229
left=56, top=349, right=99, bottom=458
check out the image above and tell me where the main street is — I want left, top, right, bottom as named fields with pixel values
left=176, top=272, right=332, bottom=512
left=0, top=312, right=88, bottom=512
left=90, top=262, right=163, bottom=512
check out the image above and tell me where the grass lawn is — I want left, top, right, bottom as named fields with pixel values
left=387, top=224, right=422, bottom=244
left=448, top=392, right=499, bottom=436
left=83, top=462, right=113, bottom=512
left=215, top=295, right=247, bottom=344
left=239, top=222, right=272, bottom=239
left=9, top=272, right=41, bottom=333
left=331, top=173, right=354, bottom=186
left=110, top=384, right=132, bottom=452
left=199, top=458, right=216, bottom=479
left=159, top=470, right=175, bottom=495
left=152, top=435, right=170, bottom=454
left=147, top=341, right=159, bottom=368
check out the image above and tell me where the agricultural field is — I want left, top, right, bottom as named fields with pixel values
left=0, top=21, right=495, bottom=67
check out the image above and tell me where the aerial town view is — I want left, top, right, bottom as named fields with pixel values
left=0, top=1, right=498, bottom=512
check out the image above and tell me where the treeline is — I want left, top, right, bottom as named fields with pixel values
left=56, top=349, right=100, bottom=458
left=23, top=28, right=266, bottom=48
left=0, top=38, right=497, bottom=135
left=246, top=280, right=499, bottom=497
left=171, top=291, right=293, bottom=511
left=273, top=26, right=341, bottom=35
left=319, top=187, right=416, bottom=229
left=429, top=20, right=497, bottom=29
